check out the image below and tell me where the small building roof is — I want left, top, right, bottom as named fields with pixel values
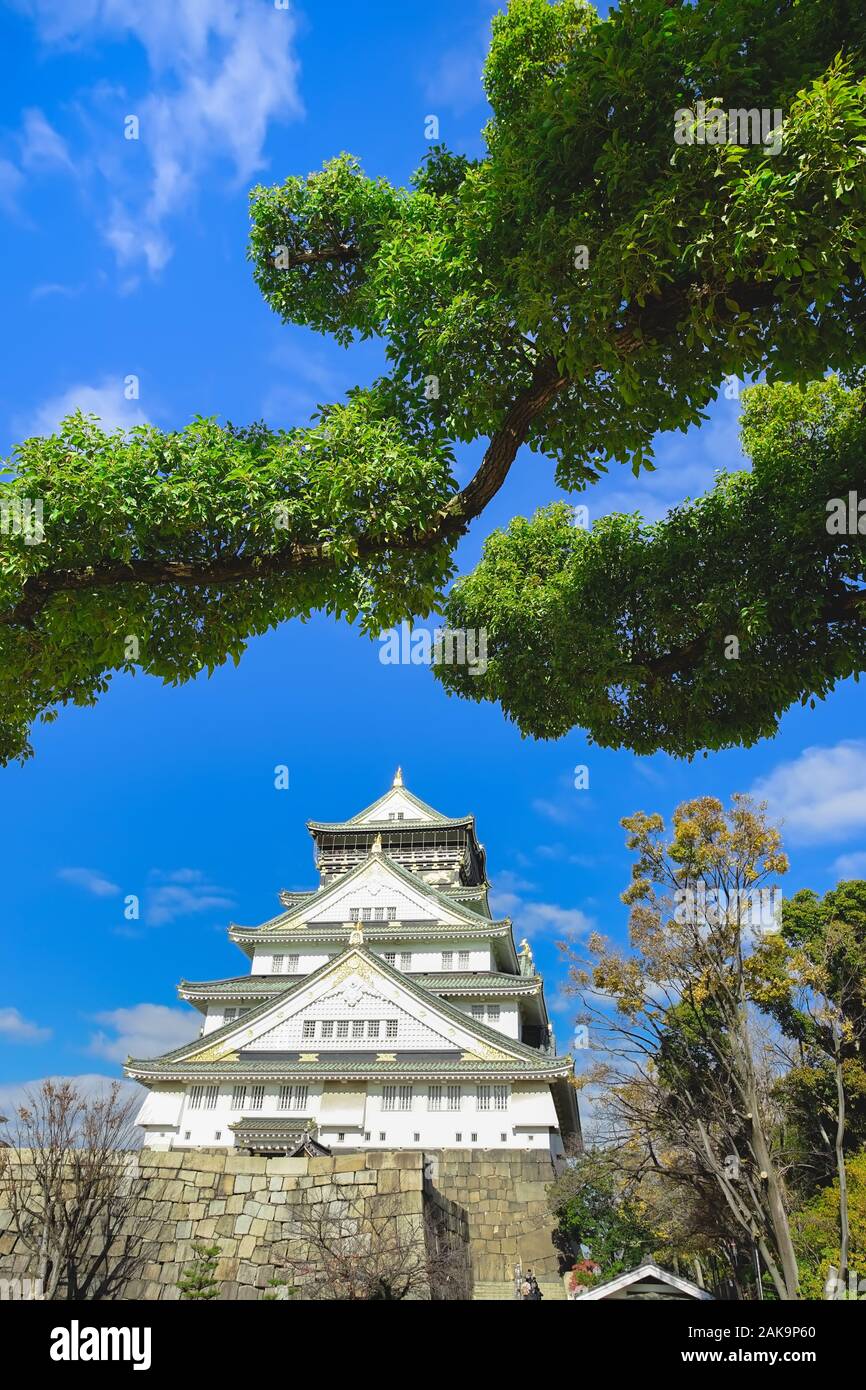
left=573, top=1262, right=714, bottom=1301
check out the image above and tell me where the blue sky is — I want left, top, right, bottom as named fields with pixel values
left=1, top=0, right=864, bottom=1110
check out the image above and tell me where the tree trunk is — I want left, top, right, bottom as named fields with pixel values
left=834, top=1039, right=850, bottom=1298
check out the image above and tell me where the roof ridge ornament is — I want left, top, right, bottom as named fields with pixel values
left=349, top=923, right=364, bottom=946
left=393, top=766, right=403, bottom=787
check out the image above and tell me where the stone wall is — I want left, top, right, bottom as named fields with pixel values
left=0, top=1147, right=560, bottom=1298
left=427, top=1149, right=562, bottom=1282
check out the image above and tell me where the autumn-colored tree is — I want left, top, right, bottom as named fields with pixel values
left=2, top=0, right=866, bottom=761
left=562, top=794, right=802, bottom=1298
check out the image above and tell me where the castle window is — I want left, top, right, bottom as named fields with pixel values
left=374, top=907, right=385, bottom=921
left=189, top=1086, right=204, bottom=1110
left=224, top=1008, right=237, bottom=1023
left=455, top=1132, right=462, bottom=1142
left=382, top=1086, right=397, bottom=1112
left=231, top=1085, right=246, bottom=1111
left=399, top=1086, right=413, bottom=1111
left=278, top=1085, right=293, bottom=1110
left=400, top=952, right=412, bottom=971
left=352, top=1020, right=365, bottom=1038
left=271, top=955, right=285, bottom=974
left=476, top=1085, right=491, bottom=1112
left=387, top=907, right=397, bottom=920
left=487, top=1005, right=500, bottom=1023
left=302, top=1020, right=316, bottom=1039
left=337, top=1020, right=349, bottom=1038
left=215, top=1131, right=222, bottom=1141
left=494, top=1085, right=509, bottom=1111
left=321, top=1021, right=334, bottom=1038
left=428, top=1085, right=442, bottom=1112
left=384, top=952, right=396, bottom=966
left=458, top=951, right=470, bottom=969
left=501, top=1133, right=507, bottom=1143
left=367, top=1020, right=380, bottom=1038
left=471, top=1006, right=484, bottom=1020
left=338, top=1132, right=345, bottom=1142
left=413, top=1132, right=420, bottom=1142
left=441, top=952, right=453, bottom=970
left=250, top=1086, right=265, bottom=1111
left=471, top=1132, right=478, bottom=1143
left=379, top=1132, right=386, bottom=1142
left=446, top=1085, right=461, bottom=1112
left=364, top=1131, right=371, bottom=1141
left=386, top=1019, right=398, bottom=1038
left=286, top=955, right=299, bottom=973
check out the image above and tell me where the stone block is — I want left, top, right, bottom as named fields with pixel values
left=267, top=1158, right=308, bottom=1176
left=308, top=1157, right=335, bottom=1176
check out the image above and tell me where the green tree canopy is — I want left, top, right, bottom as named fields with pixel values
left=2, top=0, right=866, bottom=761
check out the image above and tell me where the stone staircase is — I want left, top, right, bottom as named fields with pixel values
left=473, top=1279, right=567, bottom=1301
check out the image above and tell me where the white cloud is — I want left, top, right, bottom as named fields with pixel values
left=0, top=1073, right=142, bottom=1120
left=88, top=1003, right=199, bottom=1064
left=0, top=156, right=24, bottom=214
left=489, top=883, right=594, bottom=941
left=0, top=1007, right=52, bottom=1044
left=58, top=866, right=120, bottom=897
left=21, top=377, right=150, bottom=436
left=19, top=107, right=73, bottom=171
left=14, top=0, right=304, bottom=274
left=832, top=851, right=866, bottom=880
left=752, top=741, right=866, bottom=845
left=422, top=11, right=495, bottom=116
left=145, top=868, right=235, bottom=926
left=532, top=798, right=575, bottom=825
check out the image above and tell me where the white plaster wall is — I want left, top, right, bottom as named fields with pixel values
left=452, top=1000, right=519, bottom=1039
left=143, top=1079, right=560, bottom=1155
left=251, top=948, right=334, bottom=976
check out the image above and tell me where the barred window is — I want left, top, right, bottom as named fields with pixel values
left=374, top=907, right=384, bottom=921
left=362, top=907, right=372, bottom=921
left=398, top=1086, right=413, bottom=1112
left=302, top=1020, right=316, bottom=1039
left=189, top=1085, right=205, bottom=1110
left=387, top=907, right=397, bottom=920
left=337, top=1020, right=349, bottom=1038
left=231, top=1085, right=247, bottom=1111
left=382, top=1086, right=397, bottom=1112
left=428, top=1085, right=442, bottom=1112
left=447, top=1085, right=462, bottom=1112
left=250, top=1085, right=265, bottom=1111
left=223, top=1008, right=237, bottom=1023
left=458, top=951, right=470, bottom=969
left=321, top=1020, right=334, bottom=1038
left=286, top=955, right=299, bottom=973
left=384, top=952, right=396, bottom=966
left=352, top=1020, right=365, bottom=1038
left=271, top=954, right=285, bottom=974
left=400, top=952, right=412, bottom=971
left=277, top=1084, right=309, bottom=1111
left=471, top=1005, right=484, bottom=1020
left=204, top=1086, right=218, bottom=1110
left=386, top=1019, right=398, bottom=1038
left=367, top=1020, right=380, bottom=1038
left=476, top=1085, right=491, bottom=1112
left=494, top=1085, right=509, bottom=1112
left=441, top=951, right=453, bottom=970
left=487, top=1005, right=500, bottom=1022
